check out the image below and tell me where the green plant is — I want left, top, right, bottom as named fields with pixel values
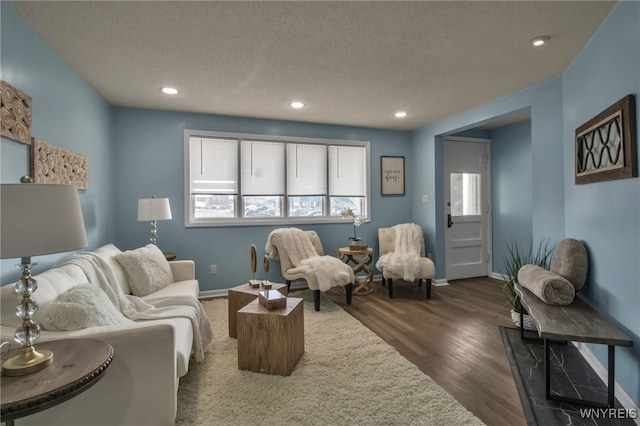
left=501, top=239, right=555, bottom=314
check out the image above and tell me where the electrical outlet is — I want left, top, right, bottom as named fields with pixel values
left=422, top=195, right=428, bottom=203
left=427, top=252, right=432, bottom=259
left=210, top=264, right=217, bottom=275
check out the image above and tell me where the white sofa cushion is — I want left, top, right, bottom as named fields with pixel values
left=40, top=284, right=133, bottom=331
left=0, top=263, right=87, bottom=329
left=170, top=317, right=195, bottom=377
left=142, top=279, right=199, bottom=300
left=114, top=244, right=175, bottom=297
left=94, top=243, right=131, bottom=295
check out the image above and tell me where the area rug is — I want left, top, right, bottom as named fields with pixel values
left=176, top=291, right=484, bottom=425
left=500, top=326, right=636, bottom=426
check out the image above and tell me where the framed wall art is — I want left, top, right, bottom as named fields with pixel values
left=1, top=80, right=32, bottom=144
left=380, top=156, right=405, bottom=195
left=575, top=94, right=637, bottom=184
left=31, top=138, right=89, bottom=190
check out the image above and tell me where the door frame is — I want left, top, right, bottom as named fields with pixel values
left=443, top=136, right=493, bottom=280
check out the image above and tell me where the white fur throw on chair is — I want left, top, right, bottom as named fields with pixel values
left=266, top=228, right=353, bottom=292
left=376, top=223, right=424, bottom=282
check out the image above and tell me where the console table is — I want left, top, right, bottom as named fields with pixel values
left=514, top=283, right=633, bottom=408
left=1, top=339, right=114, bottom=425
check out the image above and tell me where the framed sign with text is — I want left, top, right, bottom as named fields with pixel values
left=380, top=156, right=405, bottom=195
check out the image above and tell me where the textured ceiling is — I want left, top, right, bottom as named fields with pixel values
left=11, top=1, right=614, bottom=131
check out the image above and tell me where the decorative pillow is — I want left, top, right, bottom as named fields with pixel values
left=517, top=264, right=576, bottom=305
left=114, top=244, right=175, bottom=297
left=550, top=238, right=588, bottom=291
left=40, top=284, right=132, bottom=331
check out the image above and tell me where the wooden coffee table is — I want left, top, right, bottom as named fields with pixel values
left=237, top=297, right=304, bottom=376
left=227, top=282, right=288, bottom=337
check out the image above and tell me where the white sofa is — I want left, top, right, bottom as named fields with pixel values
left=0, top=244, right=202, bottom=426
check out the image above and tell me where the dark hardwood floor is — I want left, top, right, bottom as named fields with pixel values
left=325, top=276, right=525, bottom=426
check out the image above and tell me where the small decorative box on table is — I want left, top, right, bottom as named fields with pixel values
left=258, top=289, right=287, bottom=310
left=237, top=297, right=304, bottom=376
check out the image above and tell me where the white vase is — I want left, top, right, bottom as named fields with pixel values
left=510, top=309, right=536, bottom=331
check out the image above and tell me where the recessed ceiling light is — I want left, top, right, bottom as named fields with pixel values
left=530, top=36, right=550, bottom=47
left=161, top=87, right=179, bottom=95
left=394, top=111, right=408, bottom=118
left=290, top=101, right=305, bottom=109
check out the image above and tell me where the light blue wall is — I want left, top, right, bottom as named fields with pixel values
left=112, top=108, right=412, bottom=291
left=412, top=78, right=564, bottom=278
left=411, top=0, right=638, bottom=405
left=0, top=3, right=114, bottom=284
left=1, top=0, right=637, bottom=405
left=490, top=120, right=533, bottom=274
left=562, top=1, right=640, bottom=405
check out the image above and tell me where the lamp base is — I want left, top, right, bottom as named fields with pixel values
left=2, top=347, right=53, bottom=376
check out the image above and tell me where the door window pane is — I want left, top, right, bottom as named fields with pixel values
left=450, top=173, right=481, bottom=216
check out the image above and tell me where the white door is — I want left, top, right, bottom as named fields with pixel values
left=444, top=137, right=491, bottom=280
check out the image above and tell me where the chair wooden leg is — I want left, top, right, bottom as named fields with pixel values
left=418, top=279, right=422, bottom=287
left=381, top=277, right=386, bottom=287
left=345, top=283, right=353, bottom=305
left=426, top=279, right=432, bottom=299
left=313, top=289, right=321, bottom=311
left=388, top=278, right=394, bottom=298
left=286, top=280, right=291, bottom=293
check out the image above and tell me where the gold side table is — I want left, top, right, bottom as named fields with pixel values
left=339, top=246, right=374, bottom=295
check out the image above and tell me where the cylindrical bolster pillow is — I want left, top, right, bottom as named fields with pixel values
left=517, top=264, right=575, bottom=305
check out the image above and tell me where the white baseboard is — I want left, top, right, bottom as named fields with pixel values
left=198, top=289, right=227, bottom=299
left=572, top=341, right=640, bottom=424
left=199, top=281, right=310, bottom=300
left=490, top=272, right=507, bottom=281
left=200, top=276, right=449, bottom=299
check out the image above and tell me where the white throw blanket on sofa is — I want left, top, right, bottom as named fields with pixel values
left=266, top=228, right=352, bottom=292
left=62, top=253, right=213, bottom=362
left=375, top=223, right=424, bottom=282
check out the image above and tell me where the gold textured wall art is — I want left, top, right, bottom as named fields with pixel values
left=1, top=80, right=32, bottom=144
left=31, top=138, right=89, bottom=190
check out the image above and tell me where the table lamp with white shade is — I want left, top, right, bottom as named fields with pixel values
left=0, top=180, right=88, bottom=376
left=137, top=196, right=172, bottom=246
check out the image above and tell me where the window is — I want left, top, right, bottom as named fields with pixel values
left=288, top=144, right=326, bottom=217
left=185, top=130, right=370, bottom=226
left=450, top=173, right=481, bottom=216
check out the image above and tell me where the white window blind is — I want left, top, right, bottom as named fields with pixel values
left=190, top=137, right=238, bottom=194
left=241, top=140, right=285, bottom=196
left=287, top=144, right=327, bottom=196
left=328, top=146, right=366, bottom=196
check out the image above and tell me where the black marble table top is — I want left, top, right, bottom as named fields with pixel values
left=500, top=326, right=636, bottom=426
